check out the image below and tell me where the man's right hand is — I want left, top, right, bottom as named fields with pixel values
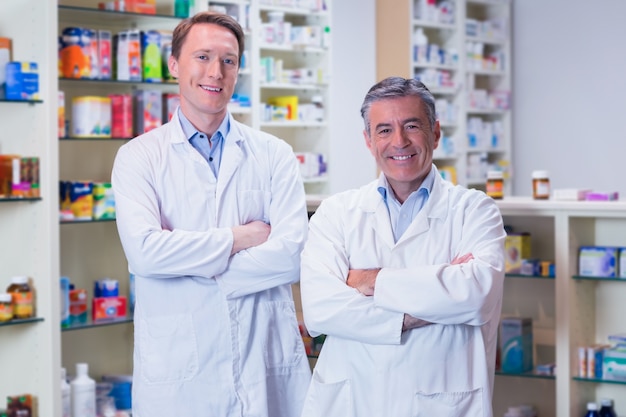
left=231, top=221, right=271, bottom=255
left=402, top=314, right=433, bottom=332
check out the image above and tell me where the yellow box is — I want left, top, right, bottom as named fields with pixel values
left=505, top=233, right=531, bottom=273
left=268, top=95, right=298, bottom=120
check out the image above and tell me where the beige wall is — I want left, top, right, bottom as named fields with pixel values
left=376, top=0, right=411, bottom=81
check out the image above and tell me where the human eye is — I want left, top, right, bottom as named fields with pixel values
left=376, top=127, right=392, bottom=137
left=223, top=57, right=237, bottom=66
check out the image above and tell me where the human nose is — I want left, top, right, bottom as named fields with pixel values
left=206, top=59, right=223, bottom=79
left=390, top=129, right=410, bottom=148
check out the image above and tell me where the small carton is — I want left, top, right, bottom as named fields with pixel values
left=92, top=296, right=127, bottom=321
left=98, top=30, right=112, bottom=80
left=7, top=394, right=36, bottom=417
left=602, top=347, right=626, bottom=382
left=69, top=288, right=88, bottom=325
left=134, top=90, right=162, bottom=134
left=499, top=317, right=533, bottom=373
left=141, top=30, right=163, bottom=82
left=5, top=61, right=39, bottom=100
left=69, top=181, right=94, bottom=221
left=505, top=233, right=531, bottom=274
left=92, top=182, right=116, bottom=220
left=60, top=27, right=90, bottom=79
left=268, top=95, right=299, bottom=120
left=578, top=246, right=618, bottom=278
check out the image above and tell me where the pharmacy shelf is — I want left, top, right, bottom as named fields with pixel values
left=496, top=198, right=626, bottom=417
left=61, top=316, right=133, bottom=332
left=573, top=377, right=626, bottom=387
left=496, top=370, right=556, bottom=381
left=377, top=0, right=512, bottom=193
left=0, top=197, right=42, bottom=203
left=59, top=77, right=178, bottom=87
left=0, top=1, right=59, bottom=415
left=60, top=137, right=132, bottom=141
left=0, top=317, right=45, bottom=327
left=60, top=218, right=116, bottom=224
left=0, top=98, right=43, bottom=104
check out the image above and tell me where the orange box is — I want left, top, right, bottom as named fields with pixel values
left=69, top=288, right=88, bottom=324
left=92, top=296, right=127, bottom=321
left=7, top=393, right=36, bottom=417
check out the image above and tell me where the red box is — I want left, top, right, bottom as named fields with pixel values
left=92, top=296, right=127, bottom=321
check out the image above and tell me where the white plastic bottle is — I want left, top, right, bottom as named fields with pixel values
left=61, top=367, right=71, bottom=417
left=71, top=363, right=96, bottom=417
left=413, top=28, right=429, bottom=64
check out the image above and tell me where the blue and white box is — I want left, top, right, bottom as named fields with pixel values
left=5, top=61, right=39, bottom=100
left=579, top=246, right=618, bottom=278
left=500, top=317, right=533, bottom=373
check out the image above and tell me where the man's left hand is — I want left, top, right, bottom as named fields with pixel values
left=346, top=269, right=380, bottom=296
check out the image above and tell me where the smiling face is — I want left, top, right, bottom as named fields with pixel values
left=168, top=22, right=239, bottom=133
left=364, top=95, right=441, bottom=203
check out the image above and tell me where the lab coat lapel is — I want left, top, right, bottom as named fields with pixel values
left=362, top=186, right=396, bottom=250
left=215, top=119, right=243, bottom=205
left=395, top=173, right=450, bottom=246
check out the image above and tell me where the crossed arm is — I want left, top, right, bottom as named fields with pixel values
left=346, top=253, right=475, bottom=331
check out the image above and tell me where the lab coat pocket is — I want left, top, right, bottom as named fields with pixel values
left=413, top=387, right=483, bottom=417
left=239, top=190, right=270, bottom=224
left=139, top=314, right=199, bottom=384
left=301, top=371, right=353, bottom=417
left=261, top=301, right=304, bottom=369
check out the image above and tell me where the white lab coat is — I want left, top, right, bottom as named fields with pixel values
left=112, top=111, right=311, bottom=417
left=300, top=167, right=505, bottom=417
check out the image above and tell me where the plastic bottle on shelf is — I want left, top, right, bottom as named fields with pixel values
left=311, top=95, right=324, bottom=122
left=6, top=276, right=34, bottom=319
left=585, top=402, right=600, bottom=417
left=532, top=170, right=550, bottom=200
left=413, top=28, right=429, bottom=64
left=0, top=293, right=13, bottom=322
left=61, top=367, right=71, bottom=417
left=599, top=398, right=617, bottom=417
left=71, top=363, right=96, bottom=417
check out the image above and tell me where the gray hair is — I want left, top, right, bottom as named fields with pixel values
left=360, top=77, right=437, bottom=136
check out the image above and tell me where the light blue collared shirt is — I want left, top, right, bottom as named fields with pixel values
left=377, top=166, right=436, bottom=242
left=178, top=108, right=229, bottom=178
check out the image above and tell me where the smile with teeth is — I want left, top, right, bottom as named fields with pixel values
left=390, top=154, right=415, bottom=160
left=202, top=86, right=222, bottom=92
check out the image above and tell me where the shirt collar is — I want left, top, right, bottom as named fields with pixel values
left=377, top=164, right=436, bottom=202
left=177, top=107, right=230, bottom=142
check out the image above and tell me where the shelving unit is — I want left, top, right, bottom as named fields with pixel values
left=495, top=198, right=626, bottom=417
left=57, top=2, right=181, bottom=383
left=0, top=1, right=59, bottom=415
left=376, top=0, right=512, bottom=192
left=254, top=2, right=332, bottom=195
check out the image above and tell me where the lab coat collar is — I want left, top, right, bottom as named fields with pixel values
left=166, top=109, right=246, bottom=203
left=167, top=109, right=244, bottom=147
left=361, top=165, right=451, bottom=248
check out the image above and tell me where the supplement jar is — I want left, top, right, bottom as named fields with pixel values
left=532, top=170, right=550, bottom=200
left=0, top=293, right=13, bottom=322
left=486, top=170, right=504, bottom=199
left=6, top=276, right=34, bottom=319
